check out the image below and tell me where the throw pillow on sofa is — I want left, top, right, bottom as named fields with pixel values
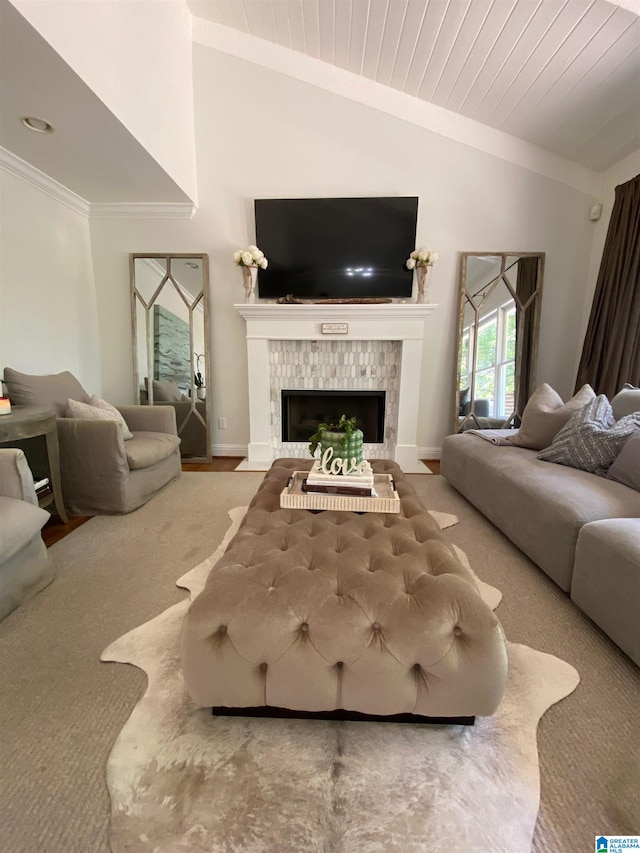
left=88, top=396, right=134, bottom=440
left=144, top=378, right=182, bottom=403
left=538, top=395, right=640, bottom=475
left=611, top=384, right=640, bottom=420
left=3, top=367, right=91, bottom=417
left=510, top=383, right=595, bottom=450
left=66, top=398, right=134, bottom=440
left=607, top=432, right=640, bottom=491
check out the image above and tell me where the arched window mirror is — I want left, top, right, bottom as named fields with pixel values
left=454, top=252, right=544, bottom=433
left=130, top=254, right=211, bottom=461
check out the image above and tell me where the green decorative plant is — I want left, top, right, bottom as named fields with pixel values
left=308, top=414, right=358, bottom=457
left=194, top=353, right=204, bottom=388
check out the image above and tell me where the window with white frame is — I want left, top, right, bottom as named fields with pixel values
left=461, top=299, right=516, bottom=419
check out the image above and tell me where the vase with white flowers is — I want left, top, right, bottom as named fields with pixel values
left=234, top=245, right=268, bottom=303
left=405, top=247, right=439, bottom=303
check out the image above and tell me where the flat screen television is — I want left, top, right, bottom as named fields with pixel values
left=254, top=196, right=418, bottom=299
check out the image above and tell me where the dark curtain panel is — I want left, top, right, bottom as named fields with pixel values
left=575, top=174, right=640, bottom=397
left=515, top=257, right=538, bottom=421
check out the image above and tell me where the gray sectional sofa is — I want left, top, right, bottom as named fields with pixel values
left=441, top=392, right=640, bottom=666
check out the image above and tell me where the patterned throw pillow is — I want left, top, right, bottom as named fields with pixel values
left=538, top=395, right=640, bottom=475
left=66, top=397, right=134, bottom=440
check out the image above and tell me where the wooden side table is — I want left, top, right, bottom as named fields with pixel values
left=0, top=406, right=68, bottom=523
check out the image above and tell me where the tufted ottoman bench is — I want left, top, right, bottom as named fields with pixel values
left=181, top=459, right=508, bottom=721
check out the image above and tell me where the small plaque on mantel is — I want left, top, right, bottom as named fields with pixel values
left=321, top=322, right=348, bottom=334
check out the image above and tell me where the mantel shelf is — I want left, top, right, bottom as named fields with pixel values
left=234, top=303, right=438, bottom=321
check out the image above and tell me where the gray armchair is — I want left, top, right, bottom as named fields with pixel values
left=0, top=448, right=53, bottom=620
left=3, top=368, right=182, bottom=516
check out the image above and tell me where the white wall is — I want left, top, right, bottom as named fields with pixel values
left=10, top=0, right=197, bottom=203
left=575, top=147, right=640, bottom=381
left=88, top=218, right=212, bottom=395
left=89, top=46, right=601, bottom=454
left=0, top=170, right=100, bottom=392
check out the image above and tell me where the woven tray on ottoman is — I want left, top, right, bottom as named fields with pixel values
left=181, top=459, right=508, bottom=720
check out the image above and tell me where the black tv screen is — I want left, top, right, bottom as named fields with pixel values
left=254, top=196, right=418, bottom=299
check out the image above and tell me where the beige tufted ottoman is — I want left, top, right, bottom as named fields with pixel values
left=181, top=459, right=508, bottom=721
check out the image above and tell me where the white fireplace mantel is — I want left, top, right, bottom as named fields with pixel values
left=235, top=303, right=437, bottom=472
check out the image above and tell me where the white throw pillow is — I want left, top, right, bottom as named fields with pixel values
left=66, top=397, right=134, bottom=440
left=510, top=383, right=596, bottom=450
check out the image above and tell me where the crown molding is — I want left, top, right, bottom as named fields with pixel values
left=90, top=203, right=196, bottom=219
left=192, top=18, right=602, bottom=197
left=0, top=147, right=90, bottom=216
left=1, top=148, right=196, bottom=220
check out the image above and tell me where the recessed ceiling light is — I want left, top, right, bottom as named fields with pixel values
left=185, top=262, right=199, bottom=269
left=21, top=116, right=54, bottom=134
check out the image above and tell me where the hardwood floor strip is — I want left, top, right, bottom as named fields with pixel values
left=42, top=458, right=440, bottom=546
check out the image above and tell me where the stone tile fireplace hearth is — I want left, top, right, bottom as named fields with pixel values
left=235, top=303, right=437, bottom=473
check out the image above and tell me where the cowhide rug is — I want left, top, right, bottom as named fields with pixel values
left=102, top=507, right=579, bottom=852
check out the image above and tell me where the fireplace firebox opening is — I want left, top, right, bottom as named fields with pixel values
left=281, top=390, right=386, bottom=444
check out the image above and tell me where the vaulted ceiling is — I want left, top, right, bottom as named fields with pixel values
left=1, top=0, right=638, bottom=206
left=188, top=0, right=640, bottom=172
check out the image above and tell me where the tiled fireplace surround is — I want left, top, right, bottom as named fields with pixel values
left=235, top=304, right=436, bottom=473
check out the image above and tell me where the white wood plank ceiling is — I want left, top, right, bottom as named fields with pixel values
left=188, top=0, right=640, bottom=171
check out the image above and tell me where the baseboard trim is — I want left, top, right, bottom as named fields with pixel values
left=211, top=444, right=247, bottom=457
left=418, top=446, right=442, bottom=460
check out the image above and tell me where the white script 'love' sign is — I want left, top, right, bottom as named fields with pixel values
left=319, top=447, right=368, bottom=476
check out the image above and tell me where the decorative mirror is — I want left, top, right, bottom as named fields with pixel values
left=130, top=254, right=211, bottom=461
left=454, top=252, right=544, bottom=433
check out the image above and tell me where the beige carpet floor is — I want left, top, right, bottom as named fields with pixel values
left=102, top=517, right=578, bottom=853
left=0, top=472, right=638, bottom=853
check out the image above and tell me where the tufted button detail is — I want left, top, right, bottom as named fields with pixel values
left=182, top=459, right=508, bottom=719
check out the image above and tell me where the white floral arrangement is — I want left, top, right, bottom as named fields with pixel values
left=233, top=245, right=268, bottom=269
left=405, top=247, right=439, bottom=269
